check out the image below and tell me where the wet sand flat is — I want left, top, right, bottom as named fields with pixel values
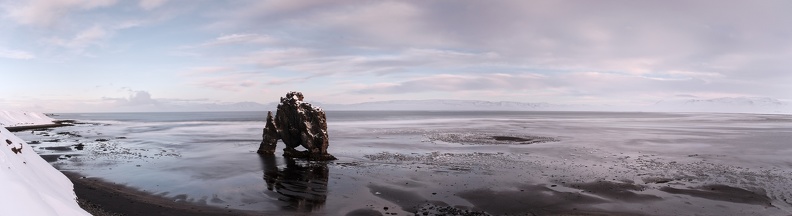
left=14, top=111, right=792, bottom=215
left=64, top=171, right=256, bottom=216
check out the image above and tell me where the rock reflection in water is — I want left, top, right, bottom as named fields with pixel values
left=259, top=154, right=329, bottom=212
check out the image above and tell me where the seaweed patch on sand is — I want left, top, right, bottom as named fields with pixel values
left=363, top=151, right=522, bottom=173
left=426, top=132, right=558, bottom=145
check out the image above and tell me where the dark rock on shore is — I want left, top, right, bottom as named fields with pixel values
left=57, top=131, right=82, bottom=137
left=257, top=92, right=336, bottom=160
left=6, top=123, right=70, bottom=132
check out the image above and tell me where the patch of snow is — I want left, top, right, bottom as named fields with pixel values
left=0, top=111, right=56, bottom=127
left=0, top=111, right=89, bottom=216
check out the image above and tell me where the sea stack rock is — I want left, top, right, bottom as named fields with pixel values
left=257, top=91, right=337, bottom=160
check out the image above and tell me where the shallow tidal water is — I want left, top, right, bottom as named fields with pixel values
left=14, top=111, right=792, bottom=215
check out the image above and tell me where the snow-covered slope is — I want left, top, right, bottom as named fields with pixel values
left=0, top=111, right=57, bottom=127
left=0, top=112, right=89, bottom=216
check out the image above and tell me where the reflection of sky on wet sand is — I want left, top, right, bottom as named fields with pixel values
left=14, top=111, right=792, bottom=215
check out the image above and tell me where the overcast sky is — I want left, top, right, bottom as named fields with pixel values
left=1, top=0, right=791, bottom=112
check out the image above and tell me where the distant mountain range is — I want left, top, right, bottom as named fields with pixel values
left=190, top=97, right=790, bottom=114
left=649, top=97, right=790, bottom=114
left=318, top=100, right=557, bottom=111
left=191, top=102, right=278, bottom=111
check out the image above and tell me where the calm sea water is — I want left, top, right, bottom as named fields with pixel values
left=57, top=110, right=685, bottom=122
left=17, top=111, right=792, bottom=215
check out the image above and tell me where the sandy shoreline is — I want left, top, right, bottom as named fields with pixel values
left=63, top=171, right=257, bottom=216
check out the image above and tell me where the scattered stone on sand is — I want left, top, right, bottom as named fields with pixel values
left=415, top=203, right=489, bottom=216
left=57, top=131, right=82, bottom=137
left=257, top=91, right=336, bottom=160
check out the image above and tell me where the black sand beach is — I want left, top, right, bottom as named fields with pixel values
left=13, top=111, right=792, bottom=215
left=64, top=171, right=257, bottom=216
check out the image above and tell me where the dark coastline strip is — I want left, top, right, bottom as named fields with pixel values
left=5, top=123, right=70, bottom=132
left=62, top=171, right=256, bottom=216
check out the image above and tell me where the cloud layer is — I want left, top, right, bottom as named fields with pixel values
left=1, top=0, right=791, bottom=112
